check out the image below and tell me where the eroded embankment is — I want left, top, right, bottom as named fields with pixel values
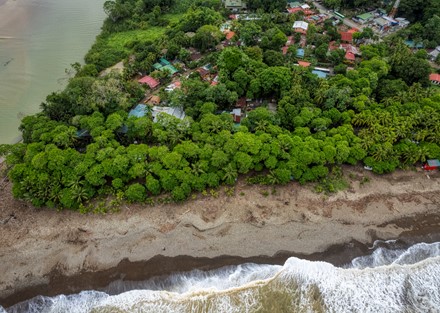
left=0, top=168, right=439, bottom=307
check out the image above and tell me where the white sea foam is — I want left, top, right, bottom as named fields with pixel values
left=5, top=242, right=440, bottom=313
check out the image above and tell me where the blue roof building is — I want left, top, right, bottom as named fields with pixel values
left=296, top=48, right=305, bottom=58
left=312, top=70, right=328, bottom=79
left=128, top=104, right=149, bottom=118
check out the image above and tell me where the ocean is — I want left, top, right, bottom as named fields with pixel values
left=3, top=241, right=440, bottom=312
left=0, top=0, right=105, bottom=143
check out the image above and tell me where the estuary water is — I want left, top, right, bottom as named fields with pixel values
left=3, top=241, right=440, bottom=312
left=0, top=0, right=105, bottom=143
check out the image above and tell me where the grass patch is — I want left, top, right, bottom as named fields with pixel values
left=314, top=166, right=349, bottom=194
left=163, top=13, right=184, bottom=25
left=107, top=28, right=167, bottom=51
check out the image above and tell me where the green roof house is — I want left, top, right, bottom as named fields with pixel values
left=356, top=12, right=374, bottom=24
left=224, top=0, right=246, bottom=10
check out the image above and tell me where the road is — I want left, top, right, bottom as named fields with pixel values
left=312, top=1, right=364, bottom=30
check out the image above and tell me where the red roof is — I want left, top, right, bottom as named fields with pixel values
left=340, top=32, right=353, bottom=42
left=303, top=9, right=314, bottom=15
left=347, top=28, right=358, bottom=33
left=287, top=7, right=302, bottom=14
left=138, top=76, right=160, bottom=89
left=225, top=31, right=235, bottom=40
left=430, top=73, right=440, bottom=82
left=328, top=41, right=338, bottom=51
left=345, top=51, right=356, bottom=61
left=298, top=61, right=311, bottom=67
left=229, top=14, right=237, bottom=20
left=282, top=46, right=289, bottom=55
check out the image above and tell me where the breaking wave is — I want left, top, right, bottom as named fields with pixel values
left=4, top=241, right=440, bottom=313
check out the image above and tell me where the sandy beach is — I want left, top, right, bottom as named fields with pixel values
left=0, top=166, right=439, bottom=307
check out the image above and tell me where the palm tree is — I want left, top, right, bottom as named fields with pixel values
left=371, top=143, right=394, bottom=162
left=255, top=120, right=269, bottom=132
left=191, top=162, right=206, bottom=175
left=71, top=186, right=89, bottom=204
left=380, top=97, right=394, bottom=107
left=223, top=163, right=238, bottom=185
left=266, top=170, right=280, bottom=185
left=377, top=111, right=392, bottom=126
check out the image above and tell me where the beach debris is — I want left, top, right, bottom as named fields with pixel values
left=1, top=213, right=16, bottom=225
left=3, top=58, right=13, bottom=67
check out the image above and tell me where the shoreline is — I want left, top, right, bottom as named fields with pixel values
left=1, top=167, right=440, bottom=307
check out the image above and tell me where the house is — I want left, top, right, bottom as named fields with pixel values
left=404, top=40, right=424, bottom=49
left=296, top=48, right=305, bottom=58
left=138, top=76, right=160, bottom=89
left=129, top=104, right=150, bottom=118
left=220, top=21, right=232, bottom=32
left=298, top=60, right=311, bottom=67
left=355, top=12, right=374, bottom=24
left=341, top=44, right=360, bottom=62
left=328, top=41, right=339, bottom=51
left=146, top=95, right=161, bottom=105
left=196, top=67, right=210, bottom=78
left=188, top=48, right=202, bottom=61
left=374, top=17, right=389, bottom=31
left=287, top=1, right=301, bottom=8
left=282, top=46, right=289, bottom=55
left=429, top=73, right=440, bottom=85
left=293, top=21, right=309, bottom=34
left=345, top=51, right=356, bottom=62
left=340, top=31, right=353, bottom=43
left=224, top=30, right=236, bottom=41
left=236, top=97, right=247, bottom=108
left=152, top=106, right=186, bottom=122
left=211, top=75, right=219, bottom=86
left=231, top=108, right=242, bottom=123
left=100, top=61, right=124, bottom=77
left=429, top=46, right=440, bottom=61
left=287, top=7, right=302, bottom=14
left=161, top=64, right=179, bottom=76
left=312, top=70, right=328, bottom=78
left=224, top=0, right=246, bottom=11
left=165, top=81, right=181, bottom=92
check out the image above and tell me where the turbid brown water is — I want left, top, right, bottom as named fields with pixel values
left=0, top=0, right=105, bottom=143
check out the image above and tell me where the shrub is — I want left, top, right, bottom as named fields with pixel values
left=125, top=183, right=146, bottom=202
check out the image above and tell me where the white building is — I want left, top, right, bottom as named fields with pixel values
left=293, top=21, right=309, bottom=34
left=429, top=46, right=440, bottom=61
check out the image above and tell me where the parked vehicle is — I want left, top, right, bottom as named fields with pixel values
left=423, top=159, right=440, bottom=171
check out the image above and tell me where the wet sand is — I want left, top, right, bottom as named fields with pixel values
left=0, top=167, right=440, bottom=307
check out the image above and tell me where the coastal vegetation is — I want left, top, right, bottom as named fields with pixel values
left=0, top=0, right=439, bottom=210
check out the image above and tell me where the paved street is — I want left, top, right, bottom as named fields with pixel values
left=312, top=1, right=364, bottom=30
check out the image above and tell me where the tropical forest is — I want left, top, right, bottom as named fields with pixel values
left=1, top=0, right=439, bottom=211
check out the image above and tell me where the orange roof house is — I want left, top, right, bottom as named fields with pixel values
left=138, top=76, right=160, bottom=89
left=345, top=51, right=356, bottom=61
left=287, top=7, right=302, bottom=14
left=298, top=60, right=311, bottom=67
left=225, top=31, right=236, bottom=40
left=429, top=73, right=440, bottom=85
left=340, top=31, right=353, bottom=43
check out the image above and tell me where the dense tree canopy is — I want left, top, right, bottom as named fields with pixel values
left=2, top=0, right=439, bottom=210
